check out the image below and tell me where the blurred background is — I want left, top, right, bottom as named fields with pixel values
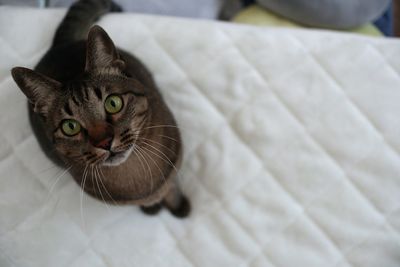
left=0, top=0, right=397, bottom=36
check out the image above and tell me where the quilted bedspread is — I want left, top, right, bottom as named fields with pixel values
left=1, top=6, right=400, bottom=267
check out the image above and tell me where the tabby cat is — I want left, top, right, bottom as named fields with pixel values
left=11, top=0, right=190, bottom=218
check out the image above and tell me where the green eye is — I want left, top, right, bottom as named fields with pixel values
left=105, top=95, right=123, bottom=114
left=61, top=119, right=81, bottom=136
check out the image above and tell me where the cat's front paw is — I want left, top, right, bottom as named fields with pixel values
left=167, top=195, right=191, bottom=219
left=140, top=203, right=163, bottom=215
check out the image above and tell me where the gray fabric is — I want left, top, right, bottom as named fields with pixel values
left=0, top=0, right=38, bottom=6
left=115, top=0, right=222, bottom=19
left=1, top=0, right=389, bottom=28
left=0, top=0, right=223, bottom=19
left=256, top=0, right=391, bottom=29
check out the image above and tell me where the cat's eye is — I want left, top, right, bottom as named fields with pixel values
left=61, top=119, right=81, bottom=136
left=104, top=95, right=123, bottom=114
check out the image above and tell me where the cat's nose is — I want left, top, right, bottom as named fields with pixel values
left=88, top=122, right=114, bottom=150
left=93, top=136, right=113, bottom=150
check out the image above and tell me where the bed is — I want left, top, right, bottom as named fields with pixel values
left=0, top=6, right=400, bottom=267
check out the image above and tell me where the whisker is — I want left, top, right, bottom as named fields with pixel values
left=137, top=145, right=167, bottom=187
left=118, top=138, right=136, bottom=147
left=130, top=124, right=182, bottom=137
left=36, top=164, right=58, bottom=175
left=114, top=145, right=130, bottom=151
left=93, top=165, right=110, bottom=211
left=87, top=153, right=107, bottom=166
left=120, top=133, right=137, bottom=143
left=132, top=146, right=147, bottom=192
left=139, top=125, right=180, bottom=131
left=141, top=141, right=179, bottom=174
left=97, top=167, right=118, bottom=205
left=133, top=146, right=154, bottom=194
left=89, top=165, right=96, bottom=198
left=80, top=165, right=89, bottom=230
left=135, top=137, right=176, bottom=155
left=139, top=141, right=183, bottom=184
left=46, top=166, right=72, bottom=202
left=158, top=134, right=179, bottom=142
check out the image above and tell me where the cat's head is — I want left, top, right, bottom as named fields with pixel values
left=11, top=26, right=149, bottom=167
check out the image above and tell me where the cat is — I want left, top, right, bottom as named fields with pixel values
left=11, top=0, right=190, bottom=218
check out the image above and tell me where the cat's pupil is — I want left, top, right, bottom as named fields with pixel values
left=111, top=100, right=116, bottom=107
left=68, top=122, right=74, bottom=129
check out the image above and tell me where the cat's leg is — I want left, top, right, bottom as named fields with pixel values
left=163, top=183, right=191, bottom=218
left=140, top=203, right=163, bottom=215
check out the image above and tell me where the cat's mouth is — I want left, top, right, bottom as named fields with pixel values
left=102, top=146, right=133, bottom=166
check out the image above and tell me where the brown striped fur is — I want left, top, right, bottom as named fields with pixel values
left=11, top=0, right=190, bottom=218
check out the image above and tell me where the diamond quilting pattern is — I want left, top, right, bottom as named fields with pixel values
left=0, top=6, right=400, bottom=267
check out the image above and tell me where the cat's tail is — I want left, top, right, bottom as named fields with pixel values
left=52, top=0, right=122, bottom=47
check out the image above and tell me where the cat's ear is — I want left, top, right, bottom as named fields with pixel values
left=85, top=25, right=125, bottom=74
left=11, top=67, right=62, bottom=115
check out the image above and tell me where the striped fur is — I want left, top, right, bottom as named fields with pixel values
left=11, top=1, right=190, bottom=218
left=53, top=0, right=122, bottom=47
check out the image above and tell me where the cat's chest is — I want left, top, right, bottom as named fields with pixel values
left=76, top=145, right=178, bottom=202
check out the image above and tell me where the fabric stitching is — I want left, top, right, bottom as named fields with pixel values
left=160, top=223, right=197, bottom=267
left=216, top=29, right=400, bottom=266
left=223, top=30, right=400, bottom=261
left=2, top=11, right=400, bottom=266
left=288, top=35, right=400, bottom=233
left=0, top=246, right=17, bottom=267
left=64, top=247, right=106, bottom=267
left=332, top=224, right=400, bottom=267
left=220, top=29, right=384, bottom=265
left=293, top=36, right=400, bottom=157
left=224, top=28, right=398, bottom=230
left=0, top=76, right=13, bottom=90
left=370, top=44, right=400, bottom=79
left=64, top=210, right=141, bottom=267
left=137, top=21, right=283, bottom=266
left=223, top=209, right=281, bottom=267
left=140, top=21, right=354, bottom=266
left=0, top=37, right=24, bottom=62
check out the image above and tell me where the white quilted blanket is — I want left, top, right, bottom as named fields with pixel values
left=1, top=6, right=400, bottom=267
